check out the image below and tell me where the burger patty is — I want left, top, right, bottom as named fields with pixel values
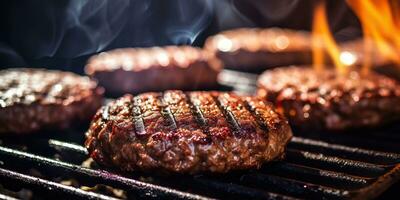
left=85, top=90, right=292, bottom=174
left=257, top=66, right=400, bottom=131
left=204, top=28, right=312, bottom=72
left=85, top=46, right=221, bottom=96
left=0, top=68, right=104, bottom=134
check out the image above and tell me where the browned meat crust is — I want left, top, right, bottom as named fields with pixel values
left=85, top=46, right=222, bottom=96
left=257, top=66, right=400, bottom=131
left=0, top=68, right=104, bottom=134
left=85, top=90, right=292, bottom=174
left=204, top=28, right=312, bottom=71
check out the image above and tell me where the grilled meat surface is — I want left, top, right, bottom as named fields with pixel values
left=85, top=46, right=221, bottom=96
left=257, top=66, right=400, bottom=131
left=85, top=90, right=292, bottom=174
left=205, top=28, right=312, bottom=72
left=0, top=68, right=104, bottom=134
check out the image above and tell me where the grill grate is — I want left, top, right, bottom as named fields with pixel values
left=0, top=69, right=399, bottom=200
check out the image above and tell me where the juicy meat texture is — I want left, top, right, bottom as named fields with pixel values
left=204, top=28, right=312, bottom=72
left=85, top=46, right=222, bottom=96
left=257, top=66, right=400, bottom=131
left=85, top=90, right=292, bottom=174
left=0, top=68, right=104, bottom=134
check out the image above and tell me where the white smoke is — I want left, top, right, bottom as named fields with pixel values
left=1, top=0, right=214, bottom=61
left=166, top=0, right=214, bottom=44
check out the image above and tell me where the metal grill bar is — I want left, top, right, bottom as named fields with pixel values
left=290, top=137, right=400, bottom=164
left=0, top=168, right=119, bottom=200
left=1, top=134, right=399, bottom=199
left=44, top=140, right=386, bottom=184
left=286, top=149, right=388, bottom=177
left=240, top=173, right=349, bottom=199
left=290, top=131, right=400, bottom=153
left=0, top=146, right=209, bottom=200
left=2, top=136, right=397, bottom=199
left=190, top=176, right=296, bottom=200
left=48, top=139, right=87, bottom=154
left=0, top=193, right=19, bottom=200
left=263, top=163, right=372, bottom=189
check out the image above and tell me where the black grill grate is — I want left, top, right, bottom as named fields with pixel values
left=0, top=69, right=399, bottom=200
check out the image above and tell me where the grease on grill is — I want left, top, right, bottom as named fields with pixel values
left=81, top=184, right=127, bottom=199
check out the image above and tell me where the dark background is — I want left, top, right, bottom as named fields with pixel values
left=0, top=0, right=361, bottom=73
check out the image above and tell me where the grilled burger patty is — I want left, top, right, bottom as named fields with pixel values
left=85, top=46, right=221, bottom=96
left=85, top=90, right=292, bottom=174
left=257, top=66, right=400, bottom=131
left=0, top=68, right=104, bottom=134
left=205, top=28, right=311, bottom=72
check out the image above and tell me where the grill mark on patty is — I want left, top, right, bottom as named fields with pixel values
left=189, top=92, right=233, bottom=138
left=243, top=98, right=270, bottom=133
left=186, top=93, right=207, bottom=126
left=158, top=92, right=178, bottom=130
left=164, top=91, right=212, bottom=143
left=86, top=90, right=293, bottom=173
left=132, top=96, right=146, bottom=136
left=185, top=92, right=211, bottom=140
left=212, top=93, right=241, bottom=135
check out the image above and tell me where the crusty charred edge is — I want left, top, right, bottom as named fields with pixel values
left=212, top=93, right=241, bottom=135
left=243, top=98, right=270, bottom=133
left=158, top=92, right=178, bottom=130
left=132, top=96, right=146, bottom=136
left=86, top=109, right=113, bottom=166
left=184, top=92, right=211, bottom=140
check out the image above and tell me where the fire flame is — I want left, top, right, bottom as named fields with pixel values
left=311, top=1, right=345, bottom=74
left=312, top=0, right=400, bottom=75
left=346, top=0, right=400, bottom=75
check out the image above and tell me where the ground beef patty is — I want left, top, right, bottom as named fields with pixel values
left=85, top=90, right=292, bottom=174
left=0, top=68, right=104, bottom=134
left=85, top=46, right=221, bottom=96
left=257, top=66, right=400, bottom=131
left=204, top=28, right=311, bottom=72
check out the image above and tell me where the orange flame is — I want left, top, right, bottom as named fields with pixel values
left=346, top=0, right=400, bottom=74
left=312, top=1, right=345, bottom=74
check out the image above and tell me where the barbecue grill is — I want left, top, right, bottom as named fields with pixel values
left=1, top=70, right=399, bottom=200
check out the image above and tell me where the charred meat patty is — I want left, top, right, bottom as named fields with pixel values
left=85, top=90, right=292, bottom=174
left=205, top=28, right=312, bottom=72
left=257, top=66, right=400, bottom=131
left=0, top=68, right=104, bottom=134
left=85, top=46, right=221, bottom=96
